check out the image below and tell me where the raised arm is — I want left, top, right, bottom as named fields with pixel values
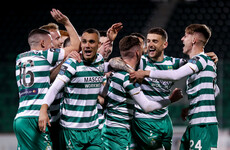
left=130, top=63, right=194, bottom=82
left=51, top=9, right=81, bottom=57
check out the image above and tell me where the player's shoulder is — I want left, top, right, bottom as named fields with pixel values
left=16, top=50, right=42, bottom=60
left=163, top=55, right=183, bottom=63
left=64, top=58, right=77, bottom=67
left=189, top=53, right=208, bottom=64
left=47, top=48, right=63, bottom=53
left=113, top=70, right=128, bottom=77
left=112, top=71, right=129, bottom=82
left=199, top=53, right=209, bottom=60
left=41, top=48, right=64, bottom=56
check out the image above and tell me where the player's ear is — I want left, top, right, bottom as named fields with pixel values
left=192, top=37, right=196, bottom=45
left=163, top=41, right=168, bottom=49
left=41, top=40, right=45, bottom=48
left=98, top=41, right=102, bottom=48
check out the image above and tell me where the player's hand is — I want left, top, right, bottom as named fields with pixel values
left=98, top=38, right=112, bottom=59
left=206, top=52, right=218, bottom=64
left=181, top=107, right=189, bottom=121
left=169, top=88, right=183, bottom=103
left=50, top=8, right=69, bottom=25
left=107, top=22, right=123, bottom=41
left=67, top=51, right=82, bottom=63
left=129, top=70, right=147, bottom=84
left=38, top=104, right=51, bottom=133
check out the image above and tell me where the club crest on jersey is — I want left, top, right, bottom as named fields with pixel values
left=98, top=64, right=104, bottom=73
left=188, top=56, right=200, bottom=64
left=50, top=48, right=60, bottom=53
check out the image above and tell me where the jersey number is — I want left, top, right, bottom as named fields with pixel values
left=18, top=60, right=35, bottom=87
left=190, top=140, right=202, bottom=150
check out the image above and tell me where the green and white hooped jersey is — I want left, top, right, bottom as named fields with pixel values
left=186, top=53, right=218, bottom=125
left=105, top=71, right=142, bottom=130
left=50, top=60, right=64, bottom=123
left=135, top=55, right=186, bottom=119
left=58, top=54, right=104, bottom=130
left=97, top=75, right=107, bottom=130
left=15, top=49, right=65, bottom=119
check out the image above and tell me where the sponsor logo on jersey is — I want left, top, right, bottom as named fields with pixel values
left=85, top=83, right=101, bottom=88
left=148, top=78, right=173, bottom=90
left=19, top=88, right=38, bottom=97
left=84, top=76, right=103, bottom=83
left=84, top=76, right=103, bottom=88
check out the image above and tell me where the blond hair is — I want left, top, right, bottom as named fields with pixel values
left=39, top=23, right=59, bottom=32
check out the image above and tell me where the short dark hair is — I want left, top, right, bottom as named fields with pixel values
left=63, top=37, right=70, bottom=48
left=130, top=32, right=145, bottom=41
left=148, top=27, right=168, bottom=41
left=99, top=30, right=107, bottom=37
left=119, top=35, right=140, bottom=52
left=82, top=28, right=100, bottom=40
left=28, top=29, right=50, bottom=46
left=28, top=29, right=50, bottom=39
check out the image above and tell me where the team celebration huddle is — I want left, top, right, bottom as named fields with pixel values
left=13, top=9, right=219, bottom=150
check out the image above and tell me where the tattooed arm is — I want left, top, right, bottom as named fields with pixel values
left=109, top=57, right=134, bottom=73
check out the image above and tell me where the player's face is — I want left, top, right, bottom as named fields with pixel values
left=181, top=32, right=193, bottom=55
left=81, top=32, right=99, bottom=62
left=50, top=30, right=63, bottom=48
left=147, top=33, right=167, bottom=61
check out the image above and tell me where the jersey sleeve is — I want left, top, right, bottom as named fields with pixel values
left=42, top=48, right=65, bottom=66
left=187, top=54, right=208, bottom=73
left=123, top=73, right=142, bottom=96
left=172, top=57, right=187, bottom=69
left=57, top=58, right=77, bottom=83
left=139, top=55, right=147, bottom=70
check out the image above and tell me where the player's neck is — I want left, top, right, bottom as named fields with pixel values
left=189, top=45, right=204, bottom=58
left=123, top=58, right=137, bottom=70
left=30, top=46, right=45, bottom=51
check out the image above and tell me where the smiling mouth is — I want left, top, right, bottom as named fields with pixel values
left=149, top=49, right=156, bottom=52
left=84, top=50, right=92, bottom=54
